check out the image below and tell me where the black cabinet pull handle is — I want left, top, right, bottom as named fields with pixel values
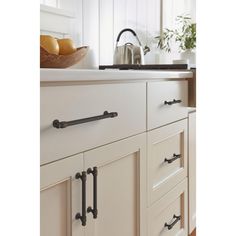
left=75, top=171, right=87, bottom=226
left=164, top=99, right=182, bottom=105
left=53, top=111, right=118, bottom=129
left=87, top=167, right=98, bottom=219
left=164, top=153, right=181, bottom=164
left=164, top=214, right=181, bottom=230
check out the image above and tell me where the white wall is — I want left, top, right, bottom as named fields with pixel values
left=40, top=0, right=195, bottom=68
left=162, top=0, right=196, bottom=63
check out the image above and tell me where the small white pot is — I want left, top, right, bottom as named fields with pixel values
left=181, top=49, right=196, bottom=64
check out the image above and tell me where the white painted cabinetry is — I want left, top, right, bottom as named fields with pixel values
left=40, top=134, right=146, bottom=236
left=40, top=153, right=84, bottom=236
left=84, top=134, right=147, bottom=236
left=40, top=83, right=146, bottom=165
left=146, top=80, right=189, bottom=236
left=148, top=178, right=188, bottom=236
left=147, top=81, right=188, bottom=129
left=147, top=119, right=188, bottom=205
left=188, top=111, right=196, bottom=234
left=40, top=76, right=195, bottom=236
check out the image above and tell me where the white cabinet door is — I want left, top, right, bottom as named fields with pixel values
left=40, top=153, right=84, bottom=236
left=188, top=111, right=196, bottom=233
left=83, top=133, right=147, bottom=236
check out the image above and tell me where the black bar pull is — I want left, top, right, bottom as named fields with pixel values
left=164, top=99, right=182, bottom=105
left=87, top=167, right=98, bottom=219
left=164, top=153, right=181, bottom=164
left=53, top=111, right=118, bottom=129
left=164, top=215, right=181, bottom=230
left=75, top=171, right=87, bottom=226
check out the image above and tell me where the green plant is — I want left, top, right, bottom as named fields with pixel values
left=155, top=15, right=196, bottom=52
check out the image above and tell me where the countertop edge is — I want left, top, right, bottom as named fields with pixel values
left=40, top=69, right=193, bottom=84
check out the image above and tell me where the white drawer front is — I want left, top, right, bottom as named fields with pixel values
left=148, top=119, right=188, bottom=205
left=41, top=83, right=146, bottom=165
left=147, top=81, right=188, bottom=130
left=148, top=178, right=188, bottom=236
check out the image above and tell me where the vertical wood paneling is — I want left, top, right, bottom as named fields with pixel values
left=126, top=0, right=137, bottom=29
left=70, top=0, right=84, bottom=69
left=82, top=0, right=100, bottom=68
left=126, top=0, right=138, bottom=45
left=40, top=0, right=195, bottom=67
left=145, top=0, right=161, bottom=64
left=99, top=0, right=114, bottom=65
left=113, top=0, right=127, bottom=46
left=136, top=0, right=147, bottom=45
left=190, top=0, right=196, bottom=22
left=146, top=0, right=160, bottom=38
left=70, top=0, right=82, bottom=46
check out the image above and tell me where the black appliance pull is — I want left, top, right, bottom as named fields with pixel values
left=164, top=99, right=182, bottom=105
left=116, top=28, right=137, bottom=42
left=164, top=215, right=181, bottom=230
left=75, top=171, right=87, bottom=226
left=87, top=167, right=98, bottom=219
left=164, top=154, right=181, bottom=164
left=52, top=111, right=118, bottom=129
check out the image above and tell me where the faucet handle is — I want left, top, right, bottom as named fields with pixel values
left=143, top=45, right=150, bottom=55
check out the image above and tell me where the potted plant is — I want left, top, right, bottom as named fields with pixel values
left=155, top=14, right=196, bottom=63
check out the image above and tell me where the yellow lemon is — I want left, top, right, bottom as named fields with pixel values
left=57, top=38, right=77, bottom=55
left=40, top=35, right=59, bottom=55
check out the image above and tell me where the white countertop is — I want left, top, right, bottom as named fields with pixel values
left=40, top=69, right=193, bottom=84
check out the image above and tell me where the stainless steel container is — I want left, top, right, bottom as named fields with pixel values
left=113, top=28, right=150, bottom=65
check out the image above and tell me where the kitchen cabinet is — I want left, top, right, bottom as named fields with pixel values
left=40, top=153, right=84, bottom=236
left=84, top=133, right=147, bottom=236
left=148, top=178, right=188, bottom=236
left=188, top=111, right=196, bottom=234
left=40, top=70, right=194, bottom=236
left=40, top=133, right=147, bottom=236
left=147, top=119, right=188, bottom=206
left=41, top=83, right=146, bottom=165
left=147, top=81, right=188, bottom=130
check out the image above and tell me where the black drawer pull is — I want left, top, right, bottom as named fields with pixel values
left=164, top=99, right=182, bottom=105
left=164, top=154, right=181, bottom=164
left=75, top=171, right=87, bottom=226
left=164, top=214, right=181, bottom=230
left=53, top=111, right=118, bottom=129
left=87, top=167, right=98, bottom=219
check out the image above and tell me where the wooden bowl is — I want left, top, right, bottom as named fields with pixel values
left=40, top=46, right=89, bottom=68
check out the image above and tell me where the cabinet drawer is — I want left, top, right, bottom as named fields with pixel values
left=41, top=83, right=146, bottom=165
left=147, top=81, right=188, bottom=130
left=148, top=119, right=188, bottom=205
left=148, top=178, right=188, bottom=236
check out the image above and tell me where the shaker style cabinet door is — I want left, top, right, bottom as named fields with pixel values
left=83, top=133, right=147, bottom=236
left=40, top=153, right=84, bottom=236
left=188, top=111, right=196, bottom=234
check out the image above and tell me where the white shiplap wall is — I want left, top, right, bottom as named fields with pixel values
left=40, top=0, right=195, bottom=68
